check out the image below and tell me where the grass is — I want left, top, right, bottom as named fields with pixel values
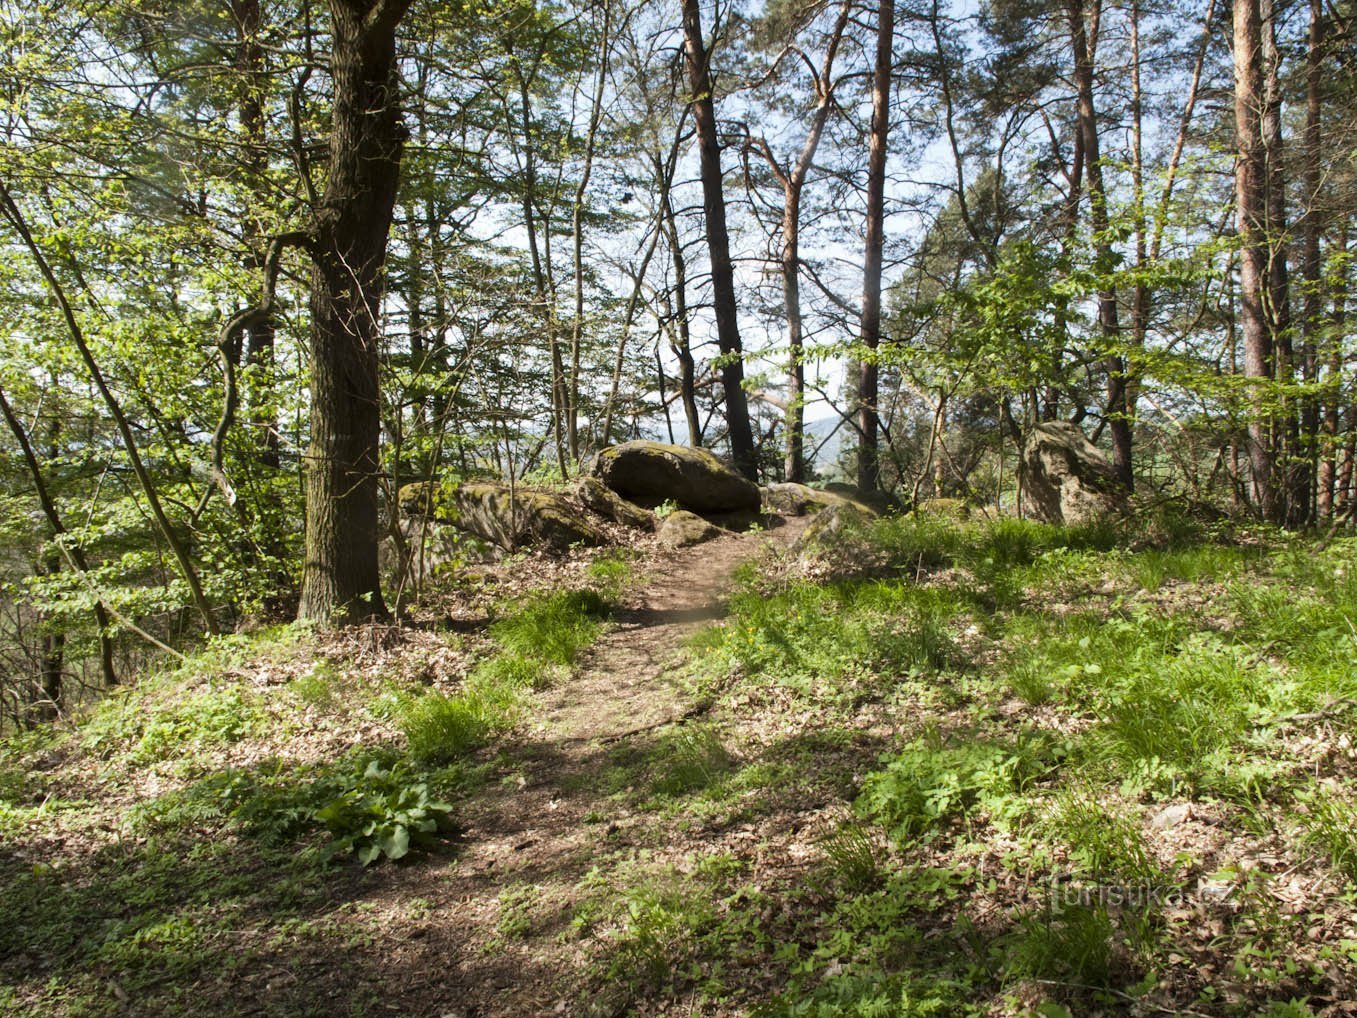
left=400, top=581, right=617, bottom=764
left=660, top=511, right=1357, bottom=1016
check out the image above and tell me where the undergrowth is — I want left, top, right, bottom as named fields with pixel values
left=667, top=513, right=1357, bottom=1016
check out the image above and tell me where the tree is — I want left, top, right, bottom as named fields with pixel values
left=682, top=0, right=757, bottom=480
left=1233, top=0, right=1282, bottom=523
left=745, top=1, right=853, bottom=483
left=857, top=0, right=893, bottom=493
left=298, top=0, right=414, bottom=625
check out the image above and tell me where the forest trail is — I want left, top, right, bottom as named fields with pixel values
left=537, top=519, right=805, bottom=743
left=382, top=517, right=809, bottom=1017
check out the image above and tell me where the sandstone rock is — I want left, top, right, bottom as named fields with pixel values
left=397, top=480, right=604, bottom=553
left=382, top=517, right=499, bottom=588
left=574, top=476, right=655, bottom=530
left=761, top=482, right=879, bottom=518
left=1020, top=421, right=1128, bottom=524
left=821, top=482, right=899, bottom=515
left=789, top=502, right=889, bottom=580
left=591, top=441, right=760, bottom=514
left=656, top=510, right=722, bottom=548
left=797, top=502, right=876, bottom=548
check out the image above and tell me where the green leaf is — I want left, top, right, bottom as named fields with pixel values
left=381, top=825, right=410, bottom=860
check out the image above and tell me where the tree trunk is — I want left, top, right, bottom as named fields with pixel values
left=681, top=0, right=756, bottom=479
left=782, top=195, right=807, bottom=482
left=1260, top=0, right=1302, bottom=524
left=232, top=0, right=282, bottom=471
left=298, top=0, right=413, bottom=625
left=1067, top=0, right=1131, bottom=490
left=1301, top=0, right=1325, bottom=517
left=752, top=3, right=849, bottom=484
left=657, top=163, right=702, bottom=446
left=568, top=4, right=613, bottom=464
left=1234, top=0, right=1282, bottom=523
left=1320, top=225, right=1347, bottom=516
left=857, top=0, right=893, bottom=494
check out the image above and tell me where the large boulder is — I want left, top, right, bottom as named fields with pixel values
left=574, top=476, right=656, bottom=531
left=591, top=441, right=760, bottom=514
left=762, top=482, right=879, bottom=518
left=1020, top=421, right=1128, bottom=524
left=398, top=481, right=604, bottom=553
left=656, top=510, right=722, bottom=549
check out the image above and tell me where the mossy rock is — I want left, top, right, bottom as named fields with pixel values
left=1021, top=421, right=1127, bottom=524
left=762, top=482, right=879, bottom=518
left=398, top=480, right=603, bottom=553
left=657, top=510, right=723, bottom=549
left=591, top=441, right=760, bottom=514
left=574, top=476, right=655, bottom=530
left=791, top=503, right=890, bottom=580
left=821, top=482, right=900, bottom=515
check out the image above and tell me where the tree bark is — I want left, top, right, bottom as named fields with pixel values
left=857, top=0, right=893, bottom=494
left=1260, top=0, right=1302, bottom=524
left=1067, top=0, right=1131, bottom=490
left=298, top=0, right=413, bottom=625
left=1234, top=0, right=1282, bottom=523
left=681, top=0, right=756, bottom=479
left=232, top=0, right=282, bottom=471
left=1301, top=0, right=1325, bottom=517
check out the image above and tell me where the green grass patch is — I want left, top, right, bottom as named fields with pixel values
left=399, top=675, right=522, bottom=766
left=490, top=587, right=610, bottom=667
left=79, top=684, right=267, bottom=765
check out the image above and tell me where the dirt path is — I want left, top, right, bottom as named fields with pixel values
left=538, top=523, right=800, bottom=743
left=385, top=519, right=806, bottom=1017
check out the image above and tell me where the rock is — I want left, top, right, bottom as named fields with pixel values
left=1020, top=421, right=1128, bottom=524
left=574, top=476, right=655, bottom=530
left=789, top=503, right=888, bottom=579
left=703, top=508, right=783, bottom=533
left=1150, top=803, right=1192, bottom=830
left=591, top=441, right=760, bottom=514
left=821, top=482, right=900, bottom=515
left=397, top=480, right=604, bottom=553
left=382, top=517, right=499, bottom=588
left=761, top=482, right=879, bottom=518
left=798, top=502, right=876, bottom=548
left=657, top=510, right=722, bottom=548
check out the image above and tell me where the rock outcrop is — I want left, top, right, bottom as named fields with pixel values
left=397, top=481, right=604, bottom=553
left=591, top=441, right=760, bottom=514
left=574, top=476, right=656, bottom=531
left=1020, top=421, right=1127, bottom=524
left=789, top=503, right=888, bottom=579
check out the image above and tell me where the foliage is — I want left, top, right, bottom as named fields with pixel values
left=856, top=732, right=1058, bottom=842
left=158, top=751, right=457, bottom=866
left=79, top=684, right=267, bottom=765
left=398, top=679, right=521, bottom=766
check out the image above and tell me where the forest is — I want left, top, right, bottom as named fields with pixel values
left=2, top=0, right=1357, bottom=1015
